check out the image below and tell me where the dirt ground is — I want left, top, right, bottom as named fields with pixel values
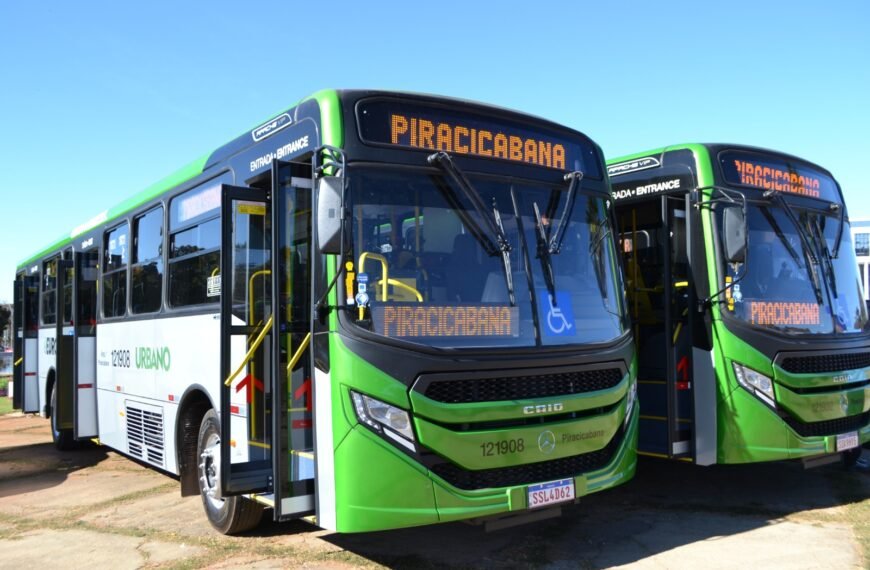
left=1, top=411, right=868, bottom=569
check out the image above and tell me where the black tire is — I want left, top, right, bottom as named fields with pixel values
left=50, top=383, right=77, bottom=451
left=197, top=409, right=264, bottom=534
left=842, top=447, right=862, bottom=470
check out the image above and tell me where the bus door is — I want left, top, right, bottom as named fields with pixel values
left=219, top=159, right=313, bottom=520
left=619, top=194, right=695, bottom=460
left=19, top=272, right=39, bottom=413
left=12, top=274, right=23, bottom=410
left=73, top=249, right=99, bottom=438
left=54, top=257, right=75, bottom=434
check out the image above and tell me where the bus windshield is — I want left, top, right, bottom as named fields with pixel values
left=722, top=202, right=870, bottom=335
left=347, top=166, right=626, bottom=348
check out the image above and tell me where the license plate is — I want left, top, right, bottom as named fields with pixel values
left=836, top=431, right=859, bottom=452
left=527, top=478, right=575, bottom=509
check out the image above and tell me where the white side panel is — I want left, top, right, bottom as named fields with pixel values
left=23, top=338, right=38, bottom=412
left=693, top=347, right=718, bottom=466
left=313, top=367, right=336, bottom=531
left=96, top=313, right=221, bottom=475
left=37, top=328, right=56, bottom=417
left=75, top=336, right=98, bottom=438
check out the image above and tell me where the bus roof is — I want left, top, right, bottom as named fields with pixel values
left=18, top=88, right=598, bottom=270
left=16, top=88, right=341, bottom=270
left=607, top=142, right=835, bottom=178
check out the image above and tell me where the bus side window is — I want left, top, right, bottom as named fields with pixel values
left=168, top=181, right=223, bottom=307
left=41, top=256, right=58, bottom=325
left=103, top=222, right=129, bottom=318
left=132, top=206, right=164, bottom=314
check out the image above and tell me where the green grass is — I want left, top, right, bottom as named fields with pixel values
left=0, top=375, right=12, bottom=415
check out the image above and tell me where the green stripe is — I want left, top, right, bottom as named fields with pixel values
left=18, top=89, right=343, bottom=270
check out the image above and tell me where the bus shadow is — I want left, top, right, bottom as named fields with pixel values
left=323, top=453, right=870, bottom=569
left=0, top=440, right=110, bottom=499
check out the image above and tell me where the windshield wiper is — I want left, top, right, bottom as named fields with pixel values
left=759, top=206, right=804, bottom=269
left=763, top=190, right=824, bottom=305
left=428, top=151, right=515, bottom=305
left=549, top=171, right=583, bottom=254
left=811, top=216, right=839, bottom=298
left=532, top=202, right=556, bottom=302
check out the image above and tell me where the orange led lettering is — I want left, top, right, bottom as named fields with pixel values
left=454, top=126, right=470, bottom=154
left=478, top=130, right=493, bottom=156
left=733, top=159, right=821, bottom=198
left=377, top=305, right=516, bottom=337
left=436, top=123, right=452, bottom=151
left=524, top=139, right=537, bottom=164
left=539, top=142, right=552, bottom=166
left=509, top=135, right=523, bottom=161
left=379, top=112, right=574, bottom=170
left=749, top=301, right=820, bottom=326
left=493, top=133, right=508, bottom=159
left=391, top=114, right=408, bottom=144
left=418, top=120, right=435, bottom=149
left=553, top=144, right=566, bottom=169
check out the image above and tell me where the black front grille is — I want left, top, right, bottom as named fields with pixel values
left=423, top=367, right=624, bottom=404
left=428, top=425, right=625, bottom=491
left=780, top=352, right=870, bottom=374
left=783, top=411, right=870, bottom=438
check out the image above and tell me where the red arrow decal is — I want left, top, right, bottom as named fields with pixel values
left=235, top=374, right=264, bottom=403
left=676, top=356, right=690, bottom=390
left=294, top=378, right=313, bottom=412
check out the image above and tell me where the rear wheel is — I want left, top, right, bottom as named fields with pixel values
left=197, top=409, right=264, bottom=534
left=50, top=383, right=76, bottom=451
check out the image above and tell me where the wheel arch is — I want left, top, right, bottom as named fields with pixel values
left=44, top=367, right=56, bottom=418
left=176, top=384, right=215, bottom=496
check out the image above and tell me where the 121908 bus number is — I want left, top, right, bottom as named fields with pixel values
left=111, top=349, right=131, bottom=368
left=480, top=438, right=524, bottom=456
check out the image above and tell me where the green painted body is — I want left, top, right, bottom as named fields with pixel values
left=609, top=143, right=870, bottom=464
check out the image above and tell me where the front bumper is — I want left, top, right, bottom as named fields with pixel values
left=332, top=402, right=638, bottom=532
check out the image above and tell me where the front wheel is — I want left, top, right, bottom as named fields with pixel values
left=50, top=383, right=76, bottom=451
left=197, top=409, right=264, bottom=534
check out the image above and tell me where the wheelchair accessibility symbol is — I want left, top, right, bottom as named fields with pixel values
left=547, top=299, right=573, bottom=334
left=538, top=290, right=576, bottom=337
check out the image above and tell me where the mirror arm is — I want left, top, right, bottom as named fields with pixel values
left=313, top=146, right=349, bottom=319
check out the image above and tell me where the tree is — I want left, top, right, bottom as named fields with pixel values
left=0, top=304, right=10, bottom=349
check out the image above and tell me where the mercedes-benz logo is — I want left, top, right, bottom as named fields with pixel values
left=538, top=430, right=556, bottom=454
left=840, top=393, right=850, bottom=415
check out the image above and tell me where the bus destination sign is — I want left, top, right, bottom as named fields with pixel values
left=357, top=99, right=600, bottom=176
left=720, top=150, right=840, bottom=202
left=372, top=304, right=519, bottom=339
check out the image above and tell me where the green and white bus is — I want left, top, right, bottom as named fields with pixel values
left=608, top=144, right=870, bottom=465
left=11, top=90, right=637, bottom=533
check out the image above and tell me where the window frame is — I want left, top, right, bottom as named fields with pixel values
left=102, top=220, right=131, bottom=319
left=131, top=205, right=165, bottom=315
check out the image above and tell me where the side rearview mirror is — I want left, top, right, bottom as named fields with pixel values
left=723, top=206, right=747, bottom=264
left=316, top=176, right=343, bottom=254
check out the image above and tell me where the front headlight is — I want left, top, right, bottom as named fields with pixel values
left=732, top=362, right=776, bottom=408
left=351, top=391, right=416, bottom=452
left=624, top=381, right=637, bottom=427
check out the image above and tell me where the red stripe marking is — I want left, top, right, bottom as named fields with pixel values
left=168, top=394, right=175, bottom=402
left=24, top=372, right=36, bottom=376
left=230, top=405, right=240, bottom=414
left=77, top=384, right=93, bottom=389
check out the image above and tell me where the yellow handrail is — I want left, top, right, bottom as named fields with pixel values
left=286, top=332, right=311, bottom=375
left=378, top=278, right=423, bottom=302
left=14, top=357, right=23, bottom=366
left=224, top=315, right=273, bottom=387
left=358, top=251, right=389, bottom=301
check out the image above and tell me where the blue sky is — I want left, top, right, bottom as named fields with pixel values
left=1, top=1, right=868, bottom=302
